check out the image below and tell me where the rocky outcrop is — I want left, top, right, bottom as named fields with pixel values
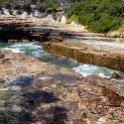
left=107, top=29, right=124, bottom=43
left=0, top=48, right=124, bottom=123
left=0, top=17, right=33, bottom=42
left=0, top=16, right=120, bottom=42
left=0, top=48, right=78, bottom=81
left=42, top=40, right=124, bottom=71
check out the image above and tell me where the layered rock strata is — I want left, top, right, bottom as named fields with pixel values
left=42, top=39, right=124, bottom=71
left=0, top=16, right=120, bottom=42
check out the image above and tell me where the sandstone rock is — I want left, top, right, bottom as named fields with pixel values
left=42, top=40, right=124, bottom=71
left=60, top=15, right=67, bottom=24
left=20, top=12, right=30, bottom=18
left=3, top=9, right=11, bottom=16
left=107, top=30, right=124, bottom=38
left=96, top=117, right=108, bottom=124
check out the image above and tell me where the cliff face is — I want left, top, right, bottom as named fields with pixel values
left=0, top=17, right=32, bottom=42
left=0, top=17, right=118, bottom=42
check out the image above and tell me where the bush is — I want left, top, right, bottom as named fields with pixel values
left=36, top=0, right=59, bottom=11
left=90, top=16, right=120, bottom=32
left=14, top=4, right=22, bottom=10
left=67, top=0, right=124, bottom=33
left=22, top=4, right=31, bottom=11
left=0, top=0, right=10, bottom=8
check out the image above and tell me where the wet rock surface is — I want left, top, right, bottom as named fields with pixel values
left=0, top=49, right=124, bottom=124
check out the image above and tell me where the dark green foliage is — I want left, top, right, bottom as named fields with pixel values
left=23, top=4, right=31, bottom=11
left=67, top=0, right=124, bottom=33
left=37, top=0, right=59, bottom=11
left=13, top=4, right=22, bottom=10
left=0, top=0, right=10, bottom=7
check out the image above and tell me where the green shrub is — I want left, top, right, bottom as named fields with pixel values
left=22, top=4, right=31, bottom=11
left=90, top=16, right=120, bottom=32
left=67, top=0, right=124, bottom=33
left=14, top=4, right=22, bottom=10
left=0, top=0, right=10, bottom=7
left=36, top=0, right=59, bottom=11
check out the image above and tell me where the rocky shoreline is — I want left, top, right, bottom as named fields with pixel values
left=0, top=48, right=124, bottom=124
left=0, top=16, right=124, bottom=72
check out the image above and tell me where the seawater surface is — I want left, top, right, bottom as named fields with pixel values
left=0, top=41, right=124, bottom=82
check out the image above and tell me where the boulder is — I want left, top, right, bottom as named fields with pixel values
left=110, top=72, right=121, bottom=79
left=20, top=12, right=30, bottom=18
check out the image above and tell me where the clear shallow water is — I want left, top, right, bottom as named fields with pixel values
left=0, top=41, right=124, bottom=81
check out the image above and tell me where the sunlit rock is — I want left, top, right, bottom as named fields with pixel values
left=20, top=12, right=30, bottom=18
left=60, top=15, right=67, bottom=24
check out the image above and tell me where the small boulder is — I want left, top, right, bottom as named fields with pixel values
left=0, top=54, right=4, bottom=59
left=110, top=72, right=121, bottom=79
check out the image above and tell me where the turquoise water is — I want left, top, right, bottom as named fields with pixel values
left=0, top=41, right=124, bottom=81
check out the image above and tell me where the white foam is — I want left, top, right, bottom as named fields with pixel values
left=4, top=42, right=43, bottom=54
left=3, top=48, right=23, bottom=53
left=11, top=42, right=41, bottom=48
left=73, top=64, right=114, bottom=78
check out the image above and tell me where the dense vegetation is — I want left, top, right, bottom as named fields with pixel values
left=0, top=0, right=59, bottom=11
left=37, top=0, right=59, bottom=11
left=0, top=0, right=10, bottom=7
left=67, top=0, right=124, bottom=33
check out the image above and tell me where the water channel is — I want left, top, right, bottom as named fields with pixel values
left=0, top=41, right=124, bottom=82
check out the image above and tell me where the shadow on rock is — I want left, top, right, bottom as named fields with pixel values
left=9, top=76, right=34, bottom=87
left=23, top=91, right=59, bottom=105
left=22, top=91, right=68, bottom=124
left=46, top=106, right=68, bottom=124
left=33, top=106, right=68, bottom=124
